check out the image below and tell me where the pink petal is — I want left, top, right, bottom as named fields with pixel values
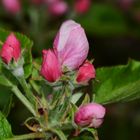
left=54, top=20, right=89, bottom=70
left=0, top=33, right=21, bottom=64
left=74, top=103, right=106, bottom=128
left=76, top=60, right=96, bottom=83
left=40, top=49, right=62, bottom=82
left=2, top=0, right=21, bottom=14
left=48, top=1, right=68, bottom=16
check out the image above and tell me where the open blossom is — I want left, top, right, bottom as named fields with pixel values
left=76, top=61, right=95, bottom=84
left=47, top=0, right=68, bottom=16
left=74, top=103, right=106, bottom=128
left=2, top=0, right=21, bottom=14
left=0, top=33, right=21, bottom=64
left=40, top=49, right=62, bottom=82
left=53, top=20, right=89, bottom=70
left=74, top=0, right=91, bottom=14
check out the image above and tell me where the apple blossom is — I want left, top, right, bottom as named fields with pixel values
left=74, top=103, right=106, bottom=128
left=53, top=20, right=89, bottom=70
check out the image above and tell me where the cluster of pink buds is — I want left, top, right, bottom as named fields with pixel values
left=40, top=20, right=95, bottom=84
left=0, top=33, right=24, bottom=77
left=40, top=20, right=105, bottom=129
left=0, top=20, right=106, bottom=130
left=0, top=33, right=21, bottom=64
left=2, top=0, right=91, bottom=15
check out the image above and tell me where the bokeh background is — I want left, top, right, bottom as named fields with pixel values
left=0, top=0, right=140, bottom=140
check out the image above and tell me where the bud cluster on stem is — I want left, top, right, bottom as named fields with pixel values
left=41, top=20, right=95, bottom=85
left=0, top=20, right=106, bottom=140
left=0, top=33, right=21, bottom=64
left=40, top=20, right=105, bottom=133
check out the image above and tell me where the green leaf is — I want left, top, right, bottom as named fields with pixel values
left=0, top=111, right=13, bottom=139
left=71, top=93, right=83, bottom=104
left=0, top=28, right=33, bottom=78
left=2, top=94, right=13, bottom=117
left=76, top=4, right=127, bottom=36
left=81, top=94, right=90, bottom=105
left=0, top=75, right=12, bottom=87
left=93, top=59, right=140, bottom=104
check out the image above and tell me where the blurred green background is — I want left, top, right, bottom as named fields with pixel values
left=0, top=0, right=140, bottom=140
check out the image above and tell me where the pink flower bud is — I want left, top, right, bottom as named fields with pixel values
left=74, top=0, right=91, bottom=14
left=76, top=61, right=95, bottom=84
left=2, top=0, right=21, bottom=14
left=0, top=33, right=21, bottom=64
left=53, top=20, right=89, bottom=70
left=48, top=0, right=68, bottom=16
left=40, top=49, right=62, bottom=82
left=74, top=103, right=106, bottom=128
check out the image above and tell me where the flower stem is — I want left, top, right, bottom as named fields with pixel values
left=18, top=76, right=36, bottom=107
left=6, top=132, right=45, bottom=140
left=11, top=85, right=36, bottom=116
left=0, top=40, right=3, bottom=45
left=48, top=129, right=67, bottom=140
left=92, top=130, right=99, bottom=140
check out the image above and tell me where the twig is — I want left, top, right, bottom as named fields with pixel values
left=92, top=130, right=99, bottom=140
left=6, top=132, right=45, bottom=140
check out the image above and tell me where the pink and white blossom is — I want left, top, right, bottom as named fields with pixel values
left=74, top=103, right=106, bottom=128
left=53, top=20, right=89, bottom=70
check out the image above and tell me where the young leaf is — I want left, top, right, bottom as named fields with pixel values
left=0, top=75, right=12, bottom=87
left=2, top=94, right=13, bottom=117
left=93, top=59, right=140, bottom=104
left=0, top=112, right=13, bottom=139
left=71, top=93, right=83, bottom=104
